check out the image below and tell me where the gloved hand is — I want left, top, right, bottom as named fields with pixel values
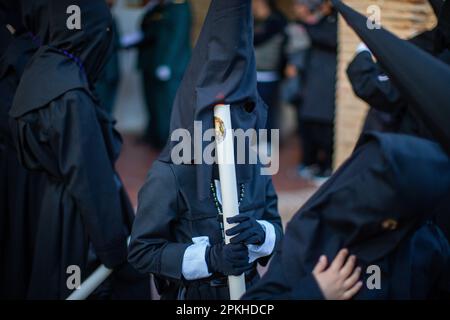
left=226, top=215, right=266, bottom=246
left=206, top=243, right=252, bottom=276
left=155, top=65, right=171, bottom=81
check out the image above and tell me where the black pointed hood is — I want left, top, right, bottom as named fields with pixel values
left=159, top=0, right=268, bottom=200
left=48, top=0, right=114, bottom=83
left=282, top=132, right=450, bottom=285
left=332, top=0, right=450, bottom=155
left=10, top=0, right=114, bottom=118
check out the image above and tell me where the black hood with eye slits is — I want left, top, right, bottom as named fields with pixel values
left=10, top=0, right=114, bottom=118
left=158, top=0, right=268, bottom=200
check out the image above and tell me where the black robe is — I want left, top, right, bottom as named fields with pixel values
left=0, top=31, right=48, bottom=299
left=8, top=0, right=148, bottom=299
left=244, top=133, right=450, bottom=300
left=244, top=222, right=450, bottom=299
left=128, top=161, right=283, bottom=300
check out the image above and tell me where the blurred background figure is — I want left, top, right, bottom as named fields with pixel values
left=253, top=0, right=287, bottom=142
left=128, top=0, right=192, bottom=150
left=96, top=0, right=122, bottom=115
left=281, top=20, right=310, bottom=109
left=294, top=0, right=337, bottom=182
left=347, top=0, right=444, bottom=140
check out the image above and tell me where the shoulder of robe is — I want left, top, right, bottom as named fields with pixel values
left=10, top=47, right=90, bottom=119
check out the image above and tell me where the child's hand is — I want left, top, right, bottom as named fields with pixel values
left=312, top=249, right=363, bottom=300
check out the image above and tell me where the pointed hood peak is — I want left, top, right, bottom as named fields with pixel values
left=332, top=0, right=450, bottom=154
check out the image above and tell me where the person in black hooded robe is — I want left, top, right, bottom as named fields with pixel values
left=128, top=0, right=364, bottom=301
left=0, top=0, right=48, bottom=299
left=244, top=0, right=450, bottom=300
left=127, top=0, right=284, bottom=300
left=347, top=0, right=445, bottom=136
left=8, top=0, right=150, bottom=300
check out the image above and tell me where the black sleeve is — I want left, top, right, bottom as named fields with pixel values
left=128, top=161, right=190, bottom=280
left=50, top=91, right=128, bottom=268
left=347, top=51, right=404, bottom=113
left=259, top=177, right=283, bottom=267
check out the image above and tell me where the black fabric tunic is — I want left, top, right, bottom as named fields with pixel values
left=128, top=161, right=282, bottom=300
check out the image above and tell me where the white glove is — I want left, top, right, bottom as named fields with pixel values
left=155, top=65, right=171, bottom=81
left=356, top=42, right=372, bottom=55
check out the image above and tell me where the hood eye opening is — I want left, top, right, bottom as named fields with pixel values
left=243, top=101, right=256, bottom=113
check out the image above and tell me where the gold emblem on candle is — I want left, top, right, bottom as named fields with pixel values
left=214, top=117, right=226, bottom=143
